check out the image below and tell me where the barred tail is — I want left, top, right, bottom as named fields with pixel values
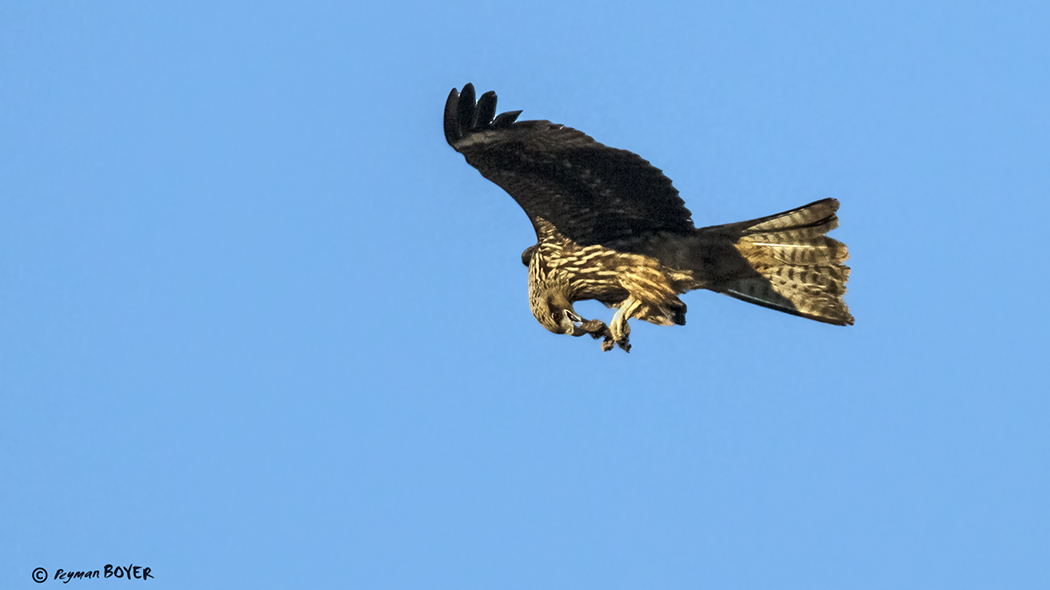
left=709, top=198, right=854, bottom=326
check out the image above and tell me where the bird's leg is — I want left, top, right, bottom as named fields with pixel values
left=609, top=297, right=643, bottom=352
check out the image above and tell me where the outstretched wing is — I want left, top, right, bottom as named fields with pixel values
left=444, top=84, right=696, bottom=246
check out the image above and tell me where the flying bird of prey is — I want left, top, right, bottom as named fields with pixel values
left=444, top=83, right=853, bottom=352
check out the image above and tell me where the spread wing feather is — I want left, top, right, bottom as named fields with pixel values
left=444, top=84, right=696, bottom=246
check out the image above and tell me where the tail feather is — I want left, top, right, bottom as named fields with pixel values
left=709, top=198, right=854, bottom=326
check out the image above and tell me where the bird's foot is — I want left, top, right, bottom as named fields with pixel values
left=576, top=318, right=609, bottom=337
left=569, top=317, right=619, bottom=352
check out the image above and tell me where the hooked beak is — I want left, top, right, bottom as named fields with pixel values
left=565, top=310, right=588, bottom=336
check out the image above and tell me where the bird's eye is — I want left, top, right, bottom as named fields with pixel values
left=550, top=311, right=561, bottom=322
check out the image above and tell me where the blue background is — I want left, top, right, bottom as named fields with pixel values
left=3, top=1, right=1048, bottom=588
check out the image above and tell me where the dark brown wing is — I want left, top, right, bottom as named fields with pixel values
left=444, top=84, right=696, bottom=246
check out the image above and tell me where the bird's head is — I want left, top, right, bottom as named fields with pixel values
left=530, top=294, right=585, bottom=335
left=526, top=246, right=588, bottom=336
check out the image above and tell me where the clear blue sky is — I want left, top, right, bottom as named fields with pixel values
left=3, top=1, right=1048, bottom=588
